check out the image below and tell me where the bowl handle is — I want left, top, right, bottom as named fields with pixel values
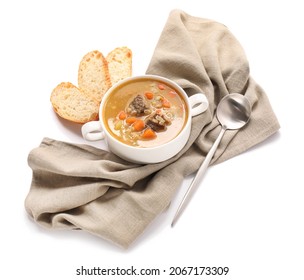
left=189, top=93, right=209, bottom=116
left=81, top=121, right=105, bottom=141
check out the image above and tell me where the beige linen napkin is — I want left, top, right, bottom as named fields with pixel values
left=25, top=10, right=280, bottom=248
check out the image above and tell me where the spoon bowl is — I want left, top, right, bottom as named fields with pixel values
left=172, top=93, right=251, bottom=227
left=217, top=93, right=251, bottom=130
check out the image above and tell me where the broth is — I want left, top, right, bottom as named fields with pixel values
left=102, top=78, right=188, bottom=148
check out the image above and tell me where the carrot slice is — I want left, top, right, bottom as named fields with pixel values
left=133, top=119, right=145, bottom=131
left=145, top=91, right=154, bottom=100
left=142, top=128, right=156, bottom=139
left=168, top=90, right=177, bottom=98
left=158, top=84, right=165, bottom=90
left=162, top=98, right=171, bottom=108
left=118, top=111, right=127, bottom=120
left=126, top=117, right=137, bottom=125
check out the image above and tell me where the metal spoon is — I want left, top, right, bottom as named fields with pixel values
left=171, top=93, right=251, bottom=227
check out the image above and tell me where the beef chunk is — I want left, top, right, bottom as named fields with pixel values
left=146, top=112, right=171, bottom=132
left=127, top=95, right=150, bottom=116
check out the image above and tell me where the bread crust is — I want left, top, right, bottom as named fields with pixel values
left=106, top=46, right=132, bottom=85
left=50, top=82, right=99, bottom=124
left=78, top=50, right=112, bottom=104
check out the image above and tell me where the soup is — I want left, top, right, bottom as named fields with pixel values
left=102, top=78, right=188, bottom=148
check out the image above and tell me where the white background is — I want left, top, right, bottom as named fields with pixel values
left=1, top=0, right=303, bottom=279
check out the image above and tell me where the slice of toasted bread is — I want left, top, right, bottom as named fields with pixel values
left=106, top=47, right=132, bottom=85
left=78, top=50, right=112, bottom=104
left=50, top=82, right=99, bottom=124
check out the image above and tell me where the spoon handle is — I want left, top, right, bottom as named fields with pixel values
left=171, top=127, right=227, bottom=227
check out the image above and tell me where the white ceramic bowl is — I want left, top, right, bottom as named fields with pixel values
left=81, top=75, right=208, bottom=164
